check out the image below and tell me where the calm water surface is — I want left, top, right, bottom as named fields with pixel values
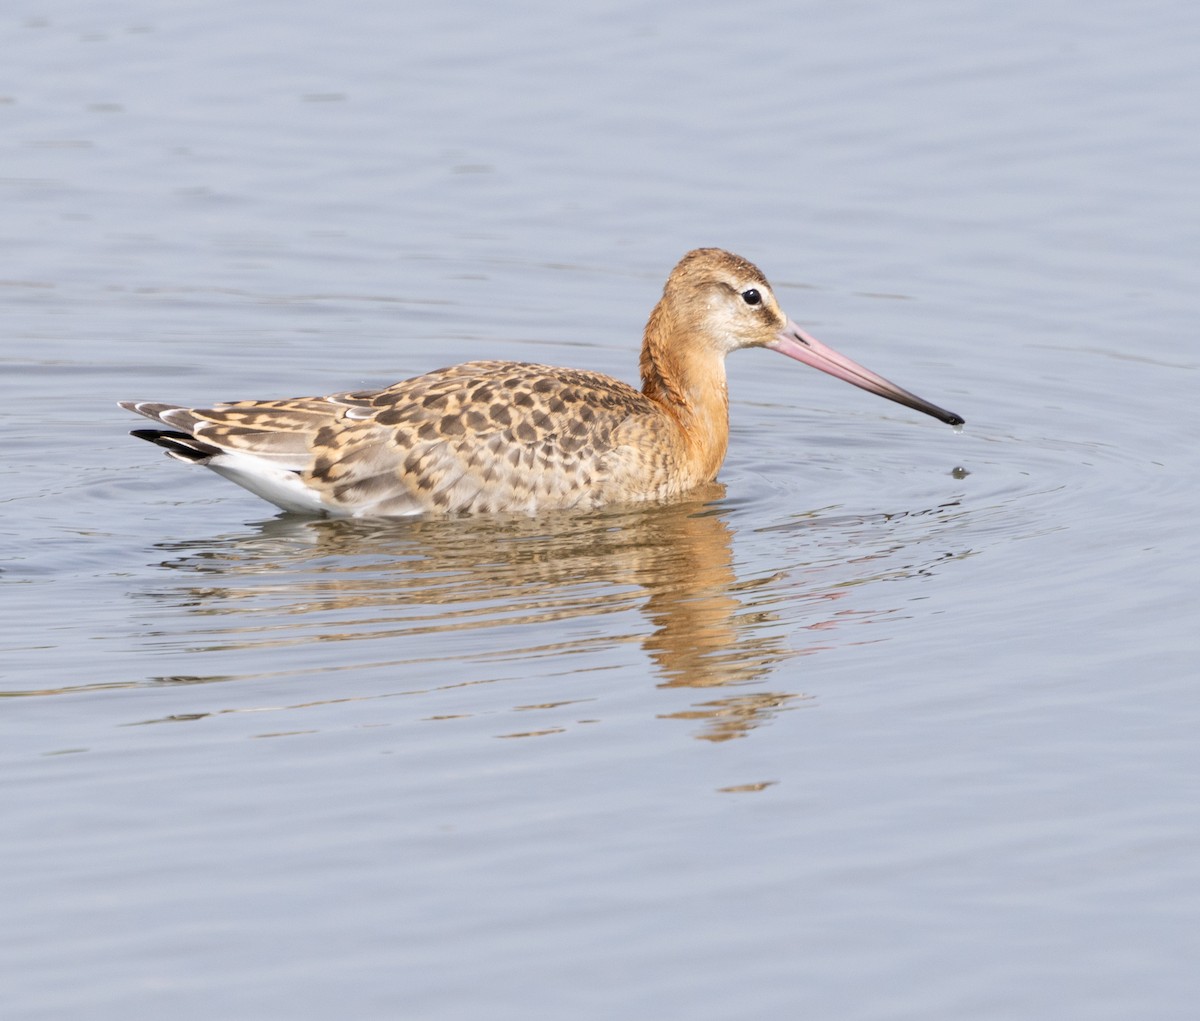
left=3, top=2, right=1199, bottom=1018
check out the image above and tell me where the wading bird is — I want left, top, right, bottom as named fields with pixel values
left=121, top=248, right=963, bottom=516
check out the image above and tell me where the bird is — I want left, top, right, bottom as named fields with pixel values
left=120, top=248, right=963, bottom=517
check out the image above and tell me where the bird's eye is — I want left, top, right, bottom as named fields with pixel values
left=741, top=288, right=762, bottom=306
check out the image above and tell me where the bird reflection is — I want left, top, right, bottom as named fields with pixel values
left=141, top=490, right=968, bottom=741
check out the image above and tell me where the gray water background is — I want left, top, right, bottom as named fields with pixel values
left=3, top=2, right=1199, bottom=1018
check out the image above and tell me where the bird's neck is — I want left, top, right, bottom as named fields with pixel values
left=640, top=302, right=730, bottom=482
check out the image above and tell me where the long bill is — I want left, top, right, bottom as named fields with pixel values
left=767, top=318, right=964, bottom=426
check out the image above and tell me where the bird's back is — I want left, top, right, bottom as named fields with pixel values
left=125, top=360, right=691, bottom=516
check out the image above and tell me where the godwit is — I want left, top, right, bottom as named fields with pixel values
left=120, top=248, right=963, bottom=517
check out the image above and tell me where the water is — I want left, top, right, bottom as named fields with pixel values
left=4, top=2, right=1199, bottom=1018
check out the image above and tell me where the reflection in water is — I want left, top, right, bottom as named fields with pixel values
left=658, top=692, right=811, bottom=743
left=126, top=487, right=971, bottom=740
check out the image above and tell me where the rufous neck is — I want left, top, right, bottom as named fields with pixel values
left=640, top=300, right=730, bottom=480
